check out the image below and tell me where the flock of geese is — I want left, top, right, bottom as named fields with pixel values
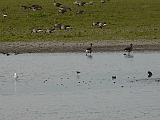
left=86, top=43, right=133, bottom=56
left=2, top=0, right=109, bottom=33
left=29, top=0, right=108, bottom=33
left=13, top=43, right=153, bottom=81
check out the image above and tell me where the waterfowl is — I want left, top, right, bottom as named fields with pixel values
left=14, top=72, right=18, bottom=80
left=58, top=9, right=67, bottom=14
left=54, top=23, right=62, bottom=29
left=76, top=71, right=81, bottom=75
left=98, top=22, right=106, bottom=28
left=112, top=76, right=116, bottom=80
left=76, top=10, right=84, bottom=14
left=88, top=1, right=95, bottom=5
left=124, top=44, right=133, bottom=55
left=60, top=25, right=71, bottom=30
left=78, top=2, right=86, bottom=6
left=54, top=0, right=62, bottom=7
left=148, top=71, right=152, bottom=77
left=59, top=6, right=71, bottom=11
left=101, top=0, right=106, bottom=3
left=92, top=22, right=100, bottom=27
left=2, top=13, right=7, bottom=19
left=21, top=6, right=29, bottom=10
left=45, top=28, right=55, bottom=33
left=73, top=1, right=79, bottom=5
left=86, top=43, right=92, bottom=56
left=30, top=5, right=42, bottom=11
left=31, top=28, right=43, bottom=33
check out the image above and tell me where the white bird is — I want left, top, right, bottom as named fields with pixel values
left=14, top=72, right=18, bottom=80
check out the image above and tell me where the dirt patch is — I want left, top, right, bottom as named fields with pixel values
left=0, top=40, right=160, bottom=53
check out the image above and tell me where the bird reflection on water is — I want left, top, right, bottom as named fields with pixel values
left=86, top=55, right=93, bottom=59
left=124, top=54, right=134, bottom=58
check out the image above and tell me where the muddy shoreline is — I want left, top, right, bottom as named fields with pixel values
left=0, top=40, right=160, bottom=53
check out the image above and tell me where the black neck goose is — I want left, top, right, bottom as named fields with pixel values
left=86, top=43, right=92, bottom=56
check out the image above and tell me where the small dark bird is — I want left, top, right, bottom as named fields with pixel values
left=86, top=43, right=92, bottom=56
left=148, top=71, right=152, bottom=77
left=124, top=43, right=133, bottom=55
left=112, top=76, right=116, bottom=80
left=76, top=71, right=81, bottom=76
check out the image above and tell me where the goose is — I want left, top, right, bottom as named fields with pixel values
left=21, top=6, right=29, bottom=10
left=76, top=10, right=84, bottom=14
left=54, top=0, right=62, bottom=7
left=86, top=43, right=92, bottom=56
left=54, top=23, right=62, bottom=29
left=101, top=0, right=106, bottom=3
left=45, top=28, right=55, bottom=33
left=60, top=25, right=71, bottom=30
left=59, top=6, right=71, bottom=11
left=92, top=22, right=100, bottom=27
left=98, top=22, right=106, bottom=29
left=30, top=5, right=42, bottom=11
left=73, top=1, right=79, bottom=5
left=124, top=43, right=133, bottom=55
left=31, top=28, right=43, bottom=33
left=2, top=13, right=7, bottom=18
left=88, top=1, right=95, bottom=5
left=78, top=2, right=86, bottom=6
left=58, top=9, right=67, bottom=14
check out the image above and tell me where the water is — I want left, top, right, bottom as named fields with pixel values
left=0, top=51, right=160, bottom=120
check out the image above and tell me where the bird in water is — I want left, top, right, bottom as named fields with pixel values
left=76, top=71, right=81, bottom=76
left=148, top=71, right=152, bottom=77
left=86, top=43, right=92, bottom=56
left=124, top=43, right=133, bottom=55
left=14, top=72, right=18, bottom=80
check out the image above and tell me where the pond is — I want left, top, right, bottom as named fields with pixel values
left=0, top=51, right=160, bottom=120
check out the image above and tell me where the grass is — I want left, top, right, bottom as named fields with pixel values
left=0, top=0, right=160, bottom=42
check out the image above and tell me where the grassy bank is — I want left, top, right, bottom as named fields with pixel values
left=0, top=0, right=160, bottom=42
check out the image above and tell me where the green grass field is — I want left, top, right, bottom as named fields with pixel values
left=0, top=0, right=160, bottom=42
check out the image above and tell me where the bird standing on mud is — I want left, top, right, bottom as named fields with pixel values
left=124, top=43, right=133, bottom=55
left=86, top=43, right=92, bottom=56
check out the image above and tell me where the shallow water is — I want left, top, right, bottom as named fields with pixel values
left=0, top=51, right=160, bottom=120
